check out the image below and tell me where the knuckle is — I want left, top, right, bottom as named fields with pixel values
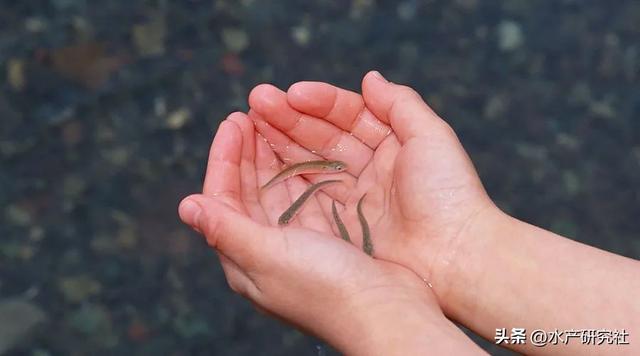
left=226, top=278, right=246, bottom=296
left=389, top=86, right=421, bottom=116
left=395, top=85, right=419, bottom=100
left=436, top=120, right=457, bottom=138
left=200, top=212, right=223, bottom=249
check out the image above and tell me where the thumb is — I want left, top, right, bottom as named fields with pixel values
left=178, top=194, right=277, bottom=269
left=361, top=70, right=452, bottom=143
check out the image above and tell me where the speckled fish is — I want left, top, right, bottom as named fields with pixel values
left=278, top=180, right=341, bottom=225
left=261, top=160, right=347, bottom=192
left=331, top=200, right=351, bottom=242
left=357, top=194, right=373, bottom=256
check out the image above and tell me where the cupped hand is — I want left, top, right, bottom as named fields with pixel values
left=178, top=113, right=482, bottom=355
left=247, top=71, right=498, bottom=313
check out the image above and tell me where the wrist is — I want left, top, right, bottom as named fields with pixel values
left=333, top=282, right=484, bottom=355
left=430, top=205, right=517, bottom=318
left=429, top=206, right=640, bottom=355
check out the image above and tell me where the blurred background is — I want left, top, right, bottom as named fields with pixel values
left=1, top=0, right=639, bottom=355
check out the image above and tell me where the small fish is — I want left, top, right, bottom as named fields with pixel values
left=331, top=200, right=351, bottom=242
left=278, top=180, right=342, bottom=225
left=261, top=160, right=347, bottom=192
left=357, top=194, right=373, bottom=256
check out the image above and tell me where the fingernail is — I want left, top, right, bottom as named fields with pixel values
left=371, top=70, right=388, bottom=83
left=179, top=199, right=202, bottom=227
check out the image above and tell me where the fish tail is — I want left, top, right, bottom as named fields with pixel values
left=357, top=194, right=373, bottom=256
left=332, top=200, right=351, bottom=242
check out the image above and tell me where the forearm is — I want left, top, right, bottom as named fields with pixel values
left=442, top=209, right=640, bottom=355
left=335, top=300, right=486, bottom=356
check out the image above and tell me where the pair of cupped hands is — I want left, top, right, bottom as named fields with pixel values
left=178, top=71, right=500, bottom=354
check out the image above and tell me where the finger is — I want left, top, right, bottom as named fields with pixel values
left=287, top=81, right=391, bottom=149
left=254, top=133, right=296, bottom=226
left=178, top=194, right=279, bottom=273
left=248, top=84, right=373, bottom=175
left=202, top=119, right=242, bottom=205
left=226, top=112, right=269, bottom=224
left=218, top=253, right=256, bottom=298
left=197, top=117, right=252, bottom=288
left=251, top=110, right=357, bottom=204
left=361, top=70, right=453, bottom=144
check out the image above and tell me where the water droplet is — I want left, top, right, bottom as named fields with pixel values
left=422, top=277, right=433, bottom=288
left=334, top=143, right=347, bottom=152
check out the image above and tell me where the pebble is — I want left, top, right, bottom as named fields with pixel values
left=0, top=298, right=47, bottom=354
left=116, top=226, right=138, bottom=250
left=58, top=275, right=103, bottom=303
left=5, top=204, right=32, bottom=226
left=0, top=242, right=35, bottom=260
left=102, top=147, right=130, bottom=166
left=291, top=25, right=311, bottom=46
left=24, top=17, right=47, bottom=32
left=589, top=100, right=616, bottom=119
left=132, top=14, right=166, bottom=57
left=497, top=20, right=524, bottom=51
left=562, top=170, right=581, bottom=196
left=7, top=59, right=26, bottom=91
left=483, top=94, right=507, bottom=120
left=165, top=108, right=191, bottom=130
left=515, top=143, right=547, bottom=161
left=67, top=304, right=113, bottom=340
left=221, top=28, right=249, bottom=52
left=90, top=235, right=118, bottom=254
left=350, top=0, right=374, bottom=19
left=555, top=133, right=580, bottom=151
left=397, top=1, right=417, bottom=21
left=154, top=97, right=167, bottom=116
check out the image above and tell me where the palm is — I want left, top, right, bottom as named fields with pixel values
left=247, top=77, right=492, bottom=282
left=349, top=133, right=485, bottom=248
left=181, top=73, right=492, bottom=353
left=191, top=112, right=447, bottom=338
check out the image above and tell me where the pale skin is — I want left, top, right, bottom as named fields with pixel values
left=178, top=114, right=483, bottom=355
left=179, top=71, right=640, bottom=355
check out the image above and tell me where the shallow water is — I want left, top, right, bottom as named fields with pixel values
left=1, top=1, right=638, bottom=355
